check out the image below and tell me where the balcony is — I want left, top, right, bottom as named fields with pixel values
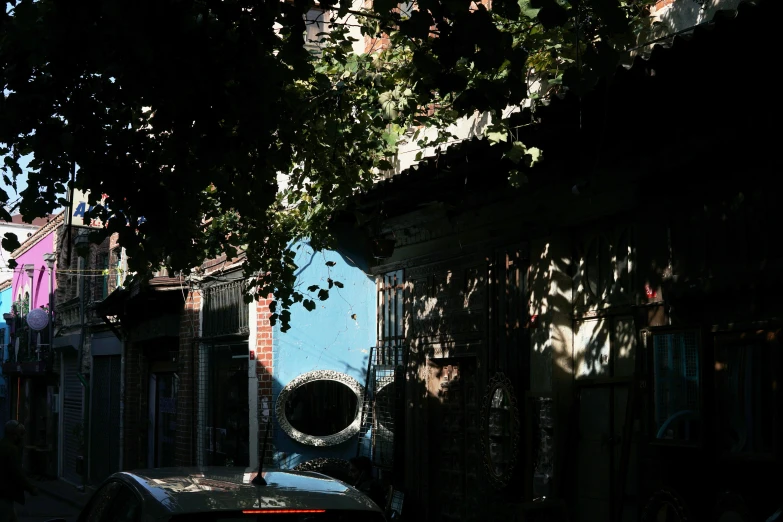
left=202, top=280, right=249, bottom=339
left=2, top=333, right=54, bottom=376
left=55, top=297, right=83, bottom=329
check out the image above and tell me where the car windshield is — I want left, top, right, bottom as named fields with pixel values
left=169, top=510, right=386, bottom=522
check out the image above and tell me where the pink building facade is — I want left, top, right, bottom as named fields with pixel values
left=11, top=229, right=57, bottom=312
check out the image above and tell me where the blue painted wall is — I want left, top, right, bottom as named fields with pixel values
left=272, top=243, right=376, bottom=468
left=0, top=285, right=12, bottom=437
left=0, top=286, right=10, bottom=351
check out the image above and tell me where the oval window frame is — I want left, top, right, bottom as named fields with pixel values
left=275, top=370, right=365, bottom=447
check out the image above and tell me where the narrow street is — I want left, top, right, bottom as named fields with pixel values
left=17, top=494, right=80, bottom=522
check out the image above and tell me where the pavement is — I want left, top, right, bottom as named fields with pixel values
left=15, top=478, right=95, bottom=522
left=17, top=493, right=80, bottom=522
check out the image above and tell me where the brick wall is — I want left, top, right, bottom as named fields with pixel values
left=652, top=0, right=674, bottom=13
left=53, top=227, right=117, bottom=306
left=175, top=288, right=201, bottom=466
left=256, top=296, right=275, bottom=467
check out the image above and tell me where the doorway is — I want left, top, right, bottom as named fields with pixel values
left=148, top=373, right=178, bottom=468
left=198, top=344, right=250, bottom=467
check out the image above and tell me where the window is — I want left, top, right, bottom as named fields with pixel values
left=77, top=481, right=120, bottom=522
left=714, top=340, right=778, bottom=456
left=378, top=270, right=404, bottom=348
left=651, top=330, right=701, bottom=444
left=104, top=483, right=142, bottom=522
left=304, top=8, right=330, bottom=51
left=202, top=280, right=249, bottom=338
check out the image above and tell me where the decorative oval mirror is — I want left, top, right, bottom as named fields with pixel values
left=480, top=372, right=521, bottom=489
left=275, top=370, right=364, bottom=447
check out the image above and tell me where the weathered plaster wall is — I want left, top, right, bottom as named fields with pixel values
left=528, top=235, right=575, bottom=395
left=12, top=231, right=56, bottom=310
left=0, top=223, right=39, bottom=282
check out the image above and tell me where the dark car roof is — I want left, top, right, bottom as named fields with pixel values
left=112, top=467, right=379, bottom=517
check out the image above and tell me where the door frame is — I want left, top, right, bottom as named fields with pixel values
left=147, top=372, right=156, bottom=469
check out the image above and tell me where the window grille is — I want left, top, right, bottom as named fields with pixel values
left=652, top=330, right=700, bottom=443
left=202, top=280, right=249, bottom=338
left=358, top=270, right=407, bottom=492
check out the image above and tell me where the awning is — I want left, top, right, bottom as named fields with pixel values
left=52, top=333, right=80, bottom=353
left=93, top=277, right=187, bottom=319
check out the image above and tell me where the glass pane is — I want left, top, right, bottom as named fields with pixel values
left=104, top=484, right=141, bottom=522
left=285, top=380, right=358, bottom=436
left=207, top=347, right=250, bottom=467
left=81, top=482, right=119, bottom=522
left=156, top=373, right=178, bottom=467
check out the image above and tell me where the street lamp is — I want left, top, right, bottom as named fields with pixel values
left=43, top=253, right=56, bottom=349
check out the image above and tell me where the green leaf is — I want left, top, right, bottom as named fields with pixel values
left=537, top=2, right=570, bottom=29
left=485, top=129, right=509, bottom=145
left=519, top=0, right=541, bottom=18
left=325, top=261, right=336, bottom=267
left=379, top=91, right=399, bottom=120
left=307, top=285, right=320, bottom=292
left=378, top=159, right=394, bottom=171
left=317, top=289, right=330, bottom=301
left=303, top=299, right=316, bottom=311
left=509, top=169, right=528, bottom=187
left=2, top=233, right=21, bottom=253
left=333, top=280, right=344, bottom=288
left=504, top=141, right=528, bottom=163
left=400, top=10, right=434, bottom=39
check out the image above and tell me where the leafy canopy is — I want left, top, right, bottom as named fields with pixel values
left=0, top=0, right=654, bottom=330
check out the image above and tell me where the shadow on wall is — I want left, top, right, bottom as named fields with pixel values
left=640, top=0, right=744, bottom=45
left=270, top=243, right=377, bottom=470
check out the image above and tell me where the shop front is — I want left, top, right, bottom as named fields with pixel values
left=197, top=342, right=250, bottom=467
left=196, top=276, right=251, bottom=468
